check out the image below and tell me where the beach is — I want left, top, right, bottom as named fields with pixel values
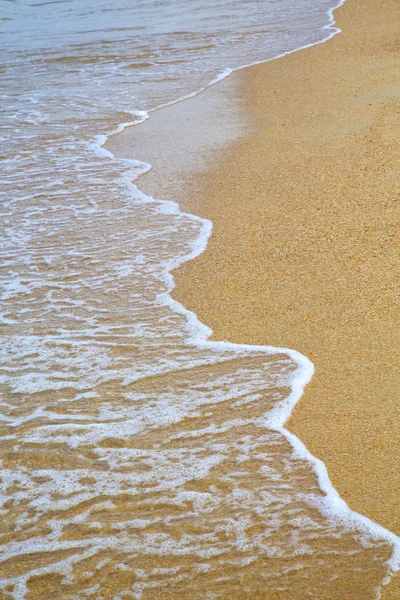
left=106, top=0, right=399, bottom=596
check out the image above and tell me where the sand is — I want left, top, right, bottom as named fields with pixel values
left=105, top=0, right=399, bottom=595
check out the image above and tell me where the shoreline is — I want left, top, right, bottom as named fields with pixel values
left=105, top=0, right=400, bottom=595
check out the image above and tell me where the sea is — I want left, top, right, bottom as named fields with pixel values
left=0, top=0, right=399, bottom=598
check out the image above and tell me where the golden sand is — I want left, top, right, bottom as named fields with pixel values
left=106, top=0, right=399, bottom=595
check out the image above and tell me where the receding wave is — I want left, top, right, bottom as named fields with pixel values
left=0, top=0, right=399, bottom=598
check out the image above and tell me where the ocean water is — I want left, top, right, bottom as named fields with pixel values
left=0, top=0, right=399, bottom=598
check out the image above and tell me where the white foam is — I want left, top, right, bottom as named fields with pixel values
left=1, top=0, right=399, bottom=595
left=91, top=0, right=400, bottom=584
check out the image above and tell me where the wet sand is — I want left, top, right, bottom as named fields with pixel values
left=106, top=0, right=399, bottom=595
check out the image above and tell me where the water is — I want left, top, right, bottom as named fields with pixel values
left=0, top=0, right=399, bottom=598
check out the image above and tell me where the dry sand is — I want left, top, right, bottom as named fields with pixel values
left=106, top=0, right=399, bottom=595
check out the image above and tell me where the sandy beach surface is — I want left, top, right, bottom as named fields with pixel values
left=106, top=0, right=399, bottom=595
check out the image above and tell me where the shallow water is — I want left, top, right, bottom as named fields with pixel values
left=0, top=0, right=398, bottom=597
